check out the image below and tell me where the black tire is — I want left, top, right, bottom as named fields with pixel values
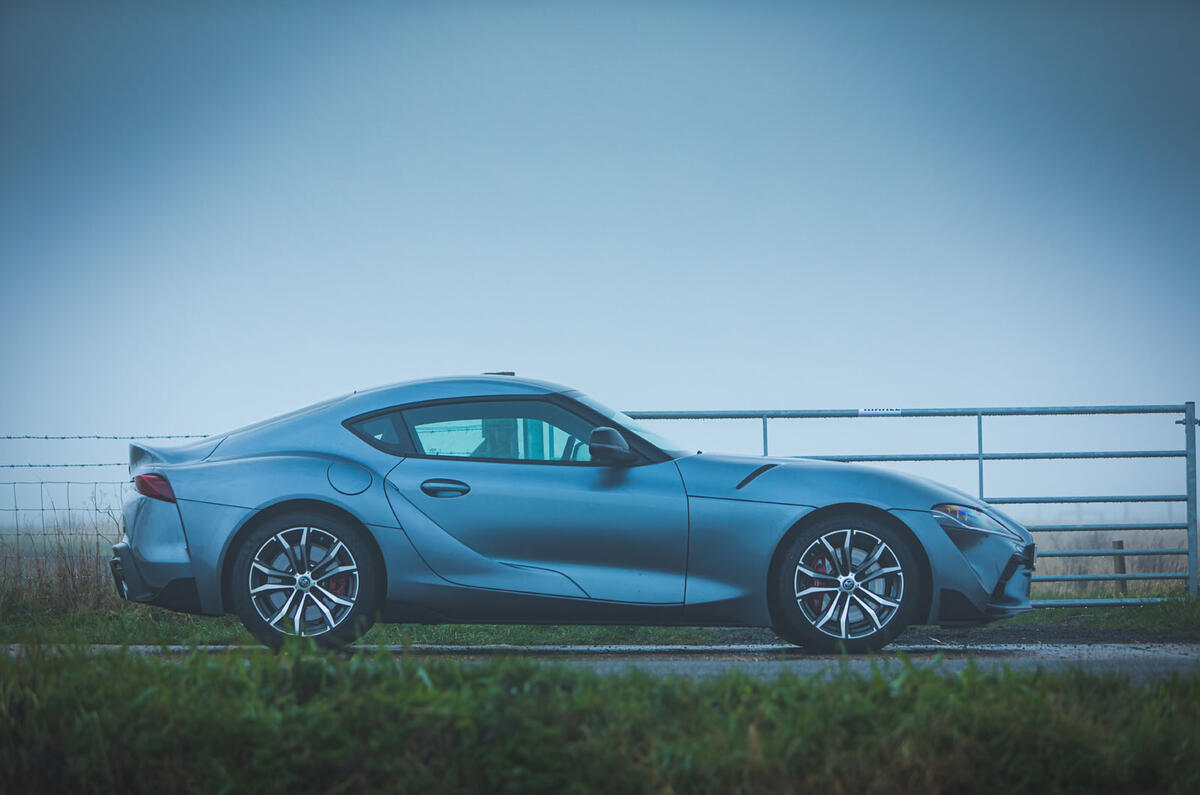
left=230, top=509, right=381, bottom=649
left=772, top=512, right=921, bottom=654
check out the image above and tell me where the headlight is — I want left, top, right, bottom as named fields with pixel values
left=932, top=503, right=1020, bottom=540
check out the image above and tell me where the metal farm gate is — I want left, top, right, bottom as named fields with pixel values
left=627, top=401, right=1198, bottom=606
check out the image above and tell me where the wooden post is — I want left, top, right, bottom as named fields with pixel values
left=1112, top=539, right=1127, bottom=596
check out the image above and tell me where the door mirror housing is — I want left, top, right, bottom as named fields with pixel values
left=588, top=427, right=636, bottom=466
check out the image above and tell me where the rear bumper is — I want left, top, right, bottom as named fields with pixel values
left=111, top=539, right=204, bottom=615
left=117, top=488, right=209, bottom=615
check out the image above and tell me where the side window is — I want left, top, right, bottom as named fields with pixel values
left=347, top=413, right=404, bottom=447
left=401, top=400, right=602, bottom=463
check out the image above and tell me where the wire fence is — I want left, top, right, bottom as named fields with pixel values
left=2, top=401, right=1196, bottom=607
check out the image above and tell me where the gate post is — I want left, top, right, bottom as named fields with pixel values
left=977, top=411, right=985, bottom=499
left=1185, top=401, right=1197, bottom=598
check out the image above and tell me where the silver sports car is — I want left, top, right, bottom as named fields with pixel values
left=112, top=375, right=1035, bottom=651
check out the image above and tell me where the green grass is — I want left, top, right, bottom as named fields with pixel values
left=4, top=643, right=1198, bottom=793
left=0, top=603, right=718, bottom=646
left=984, top=597, right=1200, bottom=639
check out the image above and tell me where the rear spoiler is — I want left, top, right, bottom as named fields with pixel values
left=128, top=436, right=226, bottom=475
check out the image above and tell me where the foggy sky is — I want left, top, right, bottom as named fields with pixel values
left=2, top=0, right=1198, bottom=486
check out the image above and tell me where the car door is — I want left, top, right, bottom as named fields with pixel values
left=381, top=397, right=689, bottom=603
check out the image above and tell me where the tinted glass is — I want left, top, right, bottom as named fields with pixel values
left=348, top=414, right=404, bottom=446
left=402, top=400, right=600, bottom=463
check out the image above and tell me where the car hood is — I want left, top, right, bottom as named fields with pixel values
left=673, top=453, right=986, bottom=513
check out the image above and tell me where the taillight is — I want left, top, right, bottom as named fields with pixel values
left=135, top=473, right=176, bottom=503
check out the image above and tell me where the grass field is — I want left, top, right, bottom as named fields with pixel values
left=1032, top=527, right=1190, bottom=595
left=4, top=529, right=1197, bottom=792
left=4, top=643, right=1198, bottom=794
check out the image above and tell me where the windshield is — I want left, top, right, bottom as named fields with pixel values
left=567, top=391, right=689, bottom=457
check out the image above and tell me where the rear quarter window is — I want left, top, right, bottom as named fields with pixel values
left=345, top=412, right=412, bottom=454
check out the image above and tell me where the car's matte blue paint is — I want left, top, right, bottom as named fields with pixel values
left=122, top=492, right=192, bottom=588
left=383, top=481, right=590, bottom=598
left=674, top=452, right=982, bottom=512
left=117, top=375, right=1034, bottom=631
left=682, top=497, right=815, bottom=624
left=328, top=461, right=373, bottom=495
left=173, top=498, right=255, bottom=614
left=386, top=457, right=689, bottom=603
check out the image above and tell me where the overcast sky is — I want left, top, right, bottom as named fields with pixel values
left=1, top=1, right=1198, bottom=500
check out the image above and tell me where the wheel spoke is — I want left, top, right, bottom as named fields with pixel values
left=796, top=563, right=838, bottom=581
left=315, top=564, right=357, bottom=583
left=299, top=526, right=310, bottom=571
left=312, top=540, right=344, bottom=575
left=855, top=540, right=885, bottom=575
left=293, top=592, right=307, bottom=635
left=815, top=592, right=843, bottom=629
left=842, top=529, right=854, bottom=577
left=313, top=584, right=353, bottom=608
left=796, top=585, right=838, bottom=599
left=852, top=592, right=883, bottom=629
left=250, top=583, right=293, bottom=595
left=859, top=566, right=903, bottom=585
left=819, top=536, right=845, bottom=576
left=838, top=591, right=851, bottom=638
left=309, top=591, right=337, bottom=630
left=274, top=532, right=300, bottom=572
left=857, top=588, right=900, bottom=610
left=267, top=589, right=299, bottom=627
left=251, top=560, right=292, bottom=579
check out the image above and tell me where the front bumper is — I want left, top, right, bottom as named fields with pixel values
left=892, top=509, right=1035, bottom=626
left=938, top=542, right=1036, bottom=625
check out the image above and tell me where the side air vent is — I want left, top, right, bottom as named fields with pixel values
left=735, top=463, right=778, bottom=490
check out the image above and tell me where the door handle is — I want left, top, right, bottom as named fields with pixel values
left=419, top=478, right=471, bottom=498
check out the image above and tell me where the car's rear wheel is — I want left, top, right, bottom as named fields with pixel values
left=772, top=513, right=921, bottom=653
left=231, top=510, right=380, bottom=649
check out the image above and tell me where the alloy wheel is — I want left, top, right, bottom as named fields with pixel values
left=247, top=525, right=360, bottom=637
left=793, top=528, right=905, bottom=640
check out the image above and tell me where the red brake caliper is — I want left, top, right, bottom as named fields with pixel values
left=325, top=574, right=349, bottom=597
left=804, top=554, right=832, bottom=613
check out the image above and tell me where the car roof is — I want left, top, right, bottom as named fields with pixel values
left=208, top=375, right=576, bottom=459
left=338, top=374, right=573, bottom=417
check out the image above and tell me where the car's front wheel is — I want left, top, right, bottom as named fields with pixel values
left=772, top=513, right=921, bottom=653
left=231, top=510, right=381, bottom=649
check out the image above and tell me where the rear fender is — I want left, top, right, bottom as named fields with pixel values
left=163, top=454, right=406, bottom=614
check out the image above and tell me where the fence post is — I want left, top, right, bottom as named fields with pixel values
left=1112, top=539, right=1126, bottom=596
left=1185, top=401, right=1197, bottom=598
left=762, top=415, right=769, bottom=456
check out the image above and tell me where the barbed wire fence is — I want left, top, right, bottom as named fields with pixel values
left=0, top=434, right=207, bottom=549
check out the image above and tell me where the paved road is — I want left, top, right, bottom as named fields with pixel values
left=401, top=642, right=1200, bottom=681
left=13, top=642, right=1199, bottom=680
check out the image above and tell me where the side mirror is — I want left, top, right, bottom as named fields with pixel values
left=588, top=426, right=636, bottom=466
